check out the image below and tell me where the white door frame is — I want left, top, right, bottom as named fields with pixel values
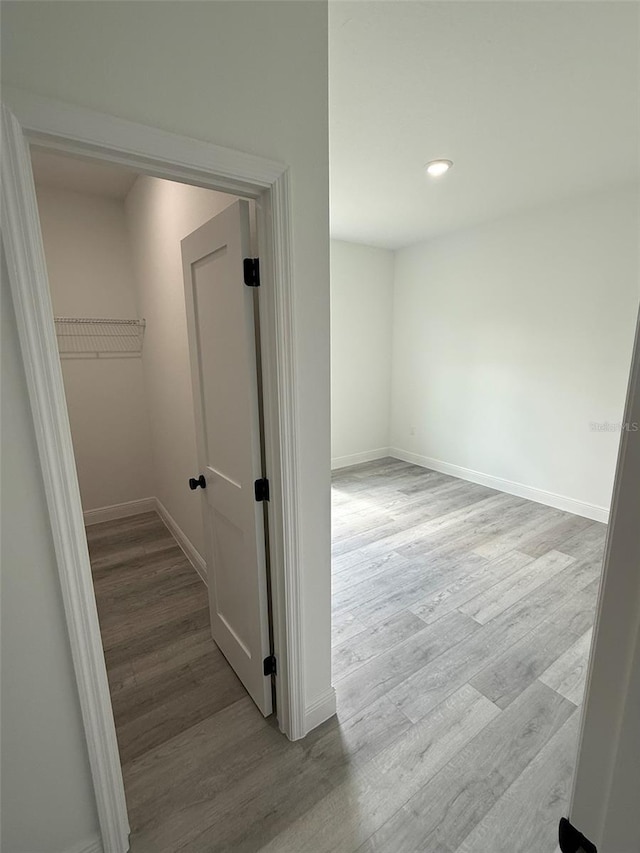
left=1, top=87, right=307, bottom=853
left=568, top=303, right=640, bottom=851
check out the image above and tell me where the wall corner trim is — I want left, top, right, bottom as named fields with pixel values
left=389, top=447, right=610, bottom=524
left=304, top=687, right=337, bottom=735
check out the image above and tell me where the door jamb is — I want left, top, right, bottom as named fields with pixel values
left=567, top=303, right=640, bottom=849
left=1, top=87, right=306, bottom=853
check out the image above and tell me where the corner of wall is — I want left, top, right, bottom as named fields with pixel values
left=304, top=686, right=337, bottom=735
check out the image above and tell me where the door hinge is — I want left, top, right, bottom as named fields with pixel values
left=243, top=257, right=260, bottom=287
left=559, top=818, right=597, bottom=853
left=263, top=654, right=277, bottom=676
left=254, top=477, right=270, bottom=502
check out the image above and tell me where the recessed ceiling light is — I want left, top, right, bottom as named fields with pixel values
left=425, top=159, right=453, bottom=177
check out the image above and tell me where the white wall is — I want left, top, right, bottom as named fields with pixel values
left=330, top=239, right=394, bottom=467
left=1, top=2, right=330, bottom=848
left=35, top=184, right=155, bottom=513
left=390, top=186, right=639, bottom=517
left=1, top=254, right=99, bottom=853
left=125, top=176, right=237, bottom=558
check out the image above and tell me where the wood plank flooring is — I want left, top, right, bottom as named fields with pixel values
left=88, top=459, right=605, bottom=852
left=87, top=513, right=248, bottom=768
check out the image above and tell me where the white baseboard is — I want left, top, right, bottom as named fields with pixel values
left=154, top=498, right=207, bottom=584
left=389, top=447, right=610, bottom=524
left=304, top=687, right=337, bottom=734
left=83, top=497, right=156, bottom=526
left=331, top=447, right=391, bottom=470
left=85, top=496, right=207, bottom=581
left=65, top=834, right=103, bottom=853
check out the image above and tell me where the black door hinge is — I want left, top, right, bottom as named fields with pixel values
left=243, top=257, right=260, bottom=287
left=254, top=477, right=270, bottom=502
left=263, top=654, right=277, bottom=676
left=559, top=818, right=597, bottom=853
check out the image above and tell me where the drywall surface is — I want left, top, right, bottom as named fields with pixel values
left=1, top=255, right=99, bottom=853
left=390, top=186, right=639, bottom=515
left=331, top=239, right=394, bottom=466
left=1, top=13, right=330, bottom=853
left=35, top=184, right=154, bottom=512
left=125, top=176, right=237, bottom=558
left=34, top=185, right=138, bottom=318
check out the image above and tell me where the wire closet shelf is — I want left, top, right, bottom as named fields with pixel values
left=54, top=317, right=146, bottom=358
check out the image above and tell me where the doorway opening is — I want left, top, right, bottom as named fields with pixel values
left=29, top=146, right=278, bottom=840
left=3, top=90, right=325, bottom=853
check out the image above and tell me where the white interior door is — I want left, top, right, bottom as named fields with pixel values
left=181, top=199, right=272, bottom=716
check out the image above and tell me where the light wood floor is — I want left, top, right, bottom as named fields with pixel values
left=89, top=458, right=604, bottom=852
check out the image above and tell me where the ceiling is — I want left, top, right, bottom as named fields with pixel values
left=330, top=2, right=640, bottom=249
left=30, top=147, right=139, bottom=199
